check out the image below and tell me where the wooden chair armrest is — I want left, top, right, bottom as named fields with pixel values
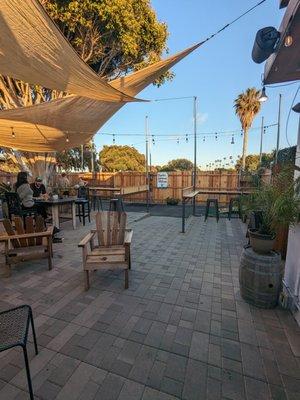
left=46, top=226, right=54, bottom=236
left=124, top=229, right=133, bottom=245
left=0, top=229, right=53, bottom=241
left=78, top=231, right=96, bottom=247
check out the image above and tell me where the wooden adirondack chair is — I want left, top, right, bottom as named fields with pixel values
left=1, top=215, right=53, bottom=276
left=78, top=211, right=133, bottom=290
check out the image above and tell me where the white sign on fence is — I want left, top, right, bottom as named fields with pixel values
left=157, top=172, right=168, bottom=188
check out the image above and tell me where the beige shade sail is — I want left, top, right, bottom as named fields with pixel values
left=0, top=0, right=137, bottom=102
left=0, top=43, right=201, bottom=152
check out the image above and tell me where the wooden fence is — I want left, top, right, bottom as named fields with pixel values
left=0, top=170, right=260, bottom=204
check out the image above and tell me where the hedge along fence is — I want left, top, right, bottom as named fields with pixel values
left=0, top=170, right=261, bottom=204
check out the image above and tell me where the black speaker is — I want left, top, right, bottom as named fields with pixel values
left=252, top=27, right=280, bottom=64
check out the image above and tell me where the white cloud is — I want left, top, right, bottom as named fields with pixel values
left=196, top=112, right=208, bottom=124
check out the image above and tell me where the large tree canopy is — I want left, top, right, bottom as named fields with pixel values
left=42, top=0, right=169, bottom=81
left=100, top=145, right=145, bottom=172
left=0, top=0, right=169, bottom=110
left=0, top=0, right=170, bottom=175
left=159, top=158, right=194, bottom=172
left=235, top=152, right=274, bottom=172
left=56, top=142, right=99, bottom=172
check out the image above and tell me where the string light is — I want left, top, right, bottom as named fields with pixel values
left=240, top=130, right=243, bottom=136
left=177, top=138, right=179, bottom=144
left=65, top=133, right=70, bottom=143
left=231, top=135, right=235, bottom=144
left=185, top=134, right=188, bottom=143
left=152, top=135, right=155, bottom=145
left=284, top=32, right=293, bottom=47
left=215, top=132, right=218, bottom=140
left=11, top=127, right=15, bottom=138
left=203, top=136, right=206, bottom=142
left=99, top=123, right=277, bottom=139
left=113, top=134, right=115, bottom=144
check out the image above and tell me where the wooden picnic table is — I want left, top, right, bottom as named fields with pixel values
left=35, top=197, right=77, bottom=230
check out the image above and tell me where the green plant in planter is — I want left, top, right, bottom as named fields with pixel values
left=166, top=197, right=179, bottom=206
left=0, top=182, right=13, bottom=197
left=243, top=167, right=300, bottom=253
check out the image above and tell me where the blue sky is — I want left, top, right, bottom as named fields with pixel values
left=94, top=0, right=299, bottom=168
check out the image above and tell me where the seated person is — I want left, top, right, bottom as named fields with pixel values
left=30, top=177, right=47, bottom=198
left=78, top=177, right=87, bottom=187
left=15, top=172, right=47, bottom=219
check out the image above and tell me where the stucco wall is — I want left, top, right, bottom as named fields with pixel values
left=284, top=118, right=300, bottom=322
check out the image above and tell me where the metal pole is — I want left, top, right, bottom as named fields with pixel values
left=259, top=116, right=264, bottom=165
left=275, top=94, right=282, bottom=165
left=81, top=144, right=84, bottom=171
left=90, top=140, right=94, bottom=173
left=145, top=116, right=149, bottom=212
left=193, top=96, right=197, bottom=216
left=182, top=199, right=186, bottom=233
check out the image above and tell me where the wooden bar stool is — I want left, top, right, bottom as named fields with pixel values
left=91, top=193, right=103, bottom=212
left=205, top=198, right=219, bottom=222
left=109, top=198, right=125, bottom=212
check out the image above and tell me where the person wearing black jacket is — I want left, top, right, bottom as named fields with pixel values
left=30, top=177, right=46, bottom=198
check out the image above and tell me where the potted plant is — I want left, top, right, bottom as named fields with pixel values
left=244, top=167, right=300, bottom=254
left=166, top=197, right=179, bottom=206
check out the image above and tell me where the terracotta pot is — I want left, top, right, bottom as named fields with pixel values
left=248, top=229, right=276, bottom=255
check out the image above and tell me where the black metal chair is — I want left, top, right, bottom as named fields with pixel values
left=204, top=198, right=219, bottom=222
left=109, top=197, right=125, bottom=212
left=0, top=305, right=38, bottom=400
left=5, top=192, right=37, bottom=221
left=76, top=187, right=91, bottom=226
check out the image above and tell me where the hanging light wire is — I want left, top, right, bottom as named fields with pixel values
left=99, top=123, right=277, bottom=138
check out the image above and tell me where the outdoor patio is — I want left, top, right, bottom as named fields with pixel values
left=0, top=213, right=299, bottom=400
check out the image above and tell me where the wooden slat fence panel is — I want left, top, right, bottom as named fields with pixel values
left=0, top=170, right=257, bottom=204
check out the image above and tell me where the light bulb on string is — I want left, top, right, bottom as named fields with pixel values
left=203, top=136, right=206, bottom=142
left=113, top=134, right=115, bottom=144
left=152, top=135, right=155, bottom=145
left=215, top=132, right=218, bottom=140
left=231, top=135, right=235, bottom=144
left=240, top=130, right=243, bottom=137
left=185, top=134, right=188, bottom=143
left=177, top=138, right=179, bottom=144
left=65, top=132, right=70, bottom=143
left=284, top=31, right=293, bottom=47
left=11, top=127, right=15, bottom=138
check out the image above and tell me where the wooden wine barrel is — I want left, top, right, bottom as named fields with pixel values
left=239, top=246, right=282, bottom=308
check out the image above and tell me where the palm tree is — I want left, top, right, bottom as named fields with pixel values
left=234, top=88, right=261, bottom=170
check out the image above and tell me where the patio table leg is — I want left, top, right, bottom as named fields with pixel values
left=52, top=205, right=60, bottom=229
left=182, top=199, right=186, bottom=233
left=72, top=202, right=76, bottom=229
